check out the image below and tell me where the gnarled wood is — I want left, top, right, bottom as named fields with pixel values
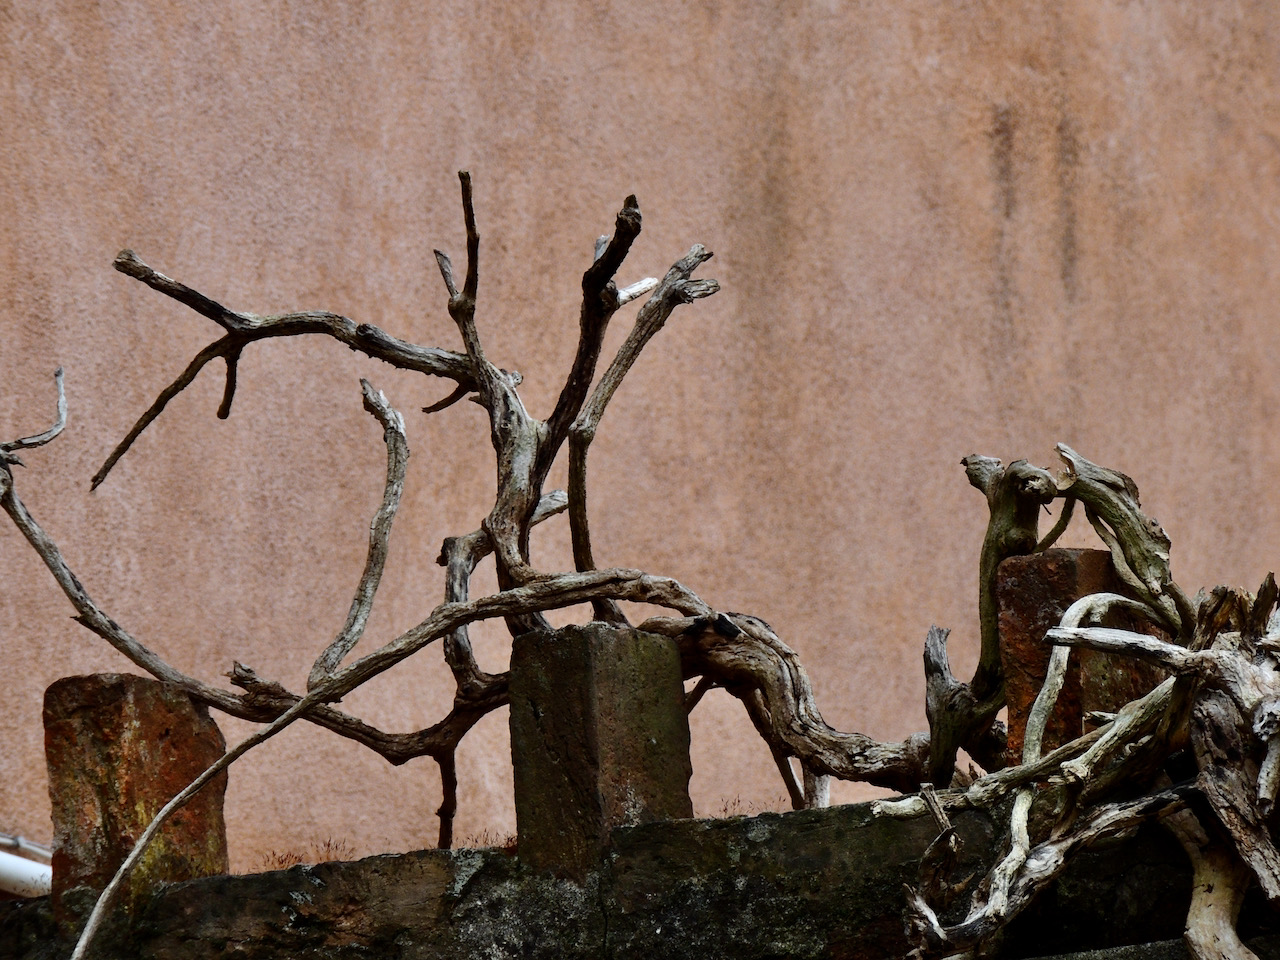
left=925, top=457, right=1056, bottom=786
left=8, top=177, right=1280, bottom=959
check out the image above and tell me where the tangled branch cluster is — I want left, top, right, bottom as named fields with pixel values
left=4, top=175, right=1277, bottom=959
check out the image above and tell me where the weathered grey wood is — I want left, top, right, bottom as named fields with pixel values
left=566, top=242, right=718, bottom=624
left=645, top=612, right=932, bottom=793
left=906, top=786, right=1192, bottom=956
left=1166, top=807, right=1258, bottom=960
left=924, top=456, right=1057, bottom=786
left=307, top=382, right=409, bottom=689
left=1055, top=444, right=1195, bottom=636
left=11, top=175, right=1280, bottom=959
left=0, top=367, right=65, bottom=464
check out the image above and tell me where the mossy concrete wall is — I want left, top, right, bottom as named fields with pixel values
left=510, top=623, right=693, bottom=876
left=0, top=801, right=1202, bottom=960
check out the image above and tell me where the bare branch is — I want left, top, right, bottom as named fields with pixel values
left=802, top=766, right=831, bottom=809
left=1191, top=689, right=1280, bottom=904
left=0, top=367, right=66, bottom=460
left=544, top=194, right=643, bottom=450
left=574, top=245, right=718, bottom=437
left=1056, top=444, right=1185, bottom=634
left=1033, top=495, right=1074, bottom=552
left=684, top=675, right=715, bottom=712
left=7, top=461, right=458, bottom=764
left=1020, top=592, right=1162, bottom=776
left=113, top=249, right=249, bottom=331
left=2, top=465, right=242, bottom=709
left=617, top=277, right=659, bottom=305
left=906, top=786, right=1190, bottom=955
left=65, top=566, right=713, bottom=959
left=645, top=612, right=931, bottom=793
left=1166, top=807, right=1259, bottom=960
left=91, top=337, right=235, bottom=489
left=308, top=381, right=409, bottom=689
left=102, top=250, right=477, bottom=487
left=1047, top=624, right=1198, bottom=670
left=437, top=752, right=458, bottom=850
left=961, top=454, right=1003, bottom=496
left=9, top=450, right=667, bottom=773
left=440, top=171, right=501, bottom=404
left=568, top=435, right=628, bottom=624
left=924, top=626, right=1007, bottom=785
left=433, top=249, right=459, bottom=299
left=965, top=457, right=1058, bottom=698
left=423, top=382, right=470, bottom=414
left=742, top=688, right=806, bottom=809
left=1059, top=677, right=1176, bottom=787
left=871, top=722, right=1113, bottom=820
left=329, top=567, right=712, bottom=699
left=927, top=457, right=1056, bottom=785
left=564, top=245, right=718, bottom=617
left=438, top=490, right=569, bottom=692
left=460, top=171, right=479, bottom=301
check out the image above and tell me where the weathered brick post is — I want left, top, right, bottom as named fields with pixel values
left=43, top=673, right=229, bottom=930
left=998, top=548, right=1167, bottom=762
left=509, top=623, right=694, bottom=877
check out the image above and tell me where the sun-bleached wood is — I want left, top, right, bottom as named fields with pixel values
left=6, top=176, right=1280, bottom=959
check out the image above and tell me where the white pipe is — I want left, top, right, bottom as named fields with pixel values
left=0, top=849, right=52, bottom=898
left=0, top=833, right=51, bottom=863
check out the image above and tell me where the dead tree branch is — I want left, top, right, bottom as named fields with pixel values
left=924, top=456, right=1057, bottom=786
left=568, top=244, right=718, bottom=622
left=644, top=613, right=931, bottom=793
left=99, top=250, right=475, bottom=489
left=0, top=367, right=65, bottom=465
left=308, top=381, right=410, bottom=689
left=12, top=176, right=1280, bottom=960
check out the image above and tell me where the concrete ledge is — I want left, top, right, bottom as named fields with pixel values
left=1029, top=934, right=1280, bottom=959
left=0, top=799, right=1208, bottom=960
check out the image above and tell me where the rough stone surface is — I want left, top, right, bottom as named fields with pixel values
left=602, top=804, right=996, bottom=960
left=998, top=550, right=1166, bottom=762
left=0, top=799, right=1209, bottom=960
left=509, top=623, right=693, bottom=876
left=1002, top=822, right=1192, bottom=957
left=1031, top=935, right=1280, bottom=959
left=43, top=674, right=228, bottom=930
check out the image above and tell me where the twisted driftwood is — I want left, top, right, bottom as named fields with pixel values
left=897, top=446, right=1280, bottom=960
left=5, top=177, right=1278, bottom=959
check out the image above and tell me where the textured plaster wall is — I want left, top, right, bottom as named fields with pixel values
left=3, top=2, right=1279, bottom=871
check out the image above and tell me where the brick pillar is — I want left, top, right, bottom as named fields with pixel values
left=998, top=549, right=1167, bottom=764
left=509, top=623, right=693, bottom=877
left=44, top=674, right=229, bottom=927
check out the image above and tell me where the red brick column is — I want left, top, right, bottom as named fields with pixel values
left=44, top=673, right=229, bottom=927
left=998, top=549, right=1166, bottom=764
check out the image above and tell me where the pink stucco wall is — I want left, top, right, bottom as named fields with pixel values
left=4, top=3, right=1280, bottom=870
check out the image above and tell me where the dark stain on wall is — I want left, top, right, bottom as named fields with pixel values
left=1055, top=111, right=1081, bottom=304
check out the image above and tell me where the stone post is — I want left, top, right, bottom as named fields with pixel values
left=997, top=548, right=1167, bottom=763
left=509, top=623, right=693, bottom=877
left=43, top=673, right=229, bottom=928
